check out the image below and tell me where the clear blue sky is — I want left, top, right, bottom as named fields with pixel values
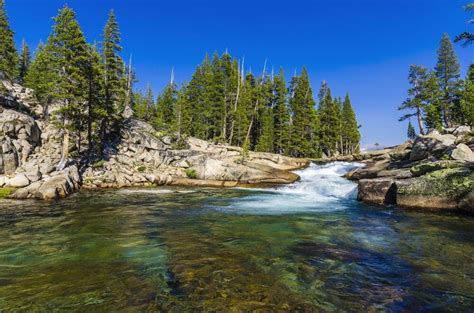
left=5, top=0, right=474, bottom=146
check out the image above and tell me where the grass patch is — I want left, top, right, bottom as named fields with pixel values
left=137, top=165, right=146, bottom=173
left=92, top=160, right=107, bottom=169
left=185, top=168, right=198, bottom=179
left=0, top=187, right=16, bottom=198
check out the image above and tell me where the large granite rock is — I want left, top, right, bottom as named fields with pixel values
left=10, top=165, right=80, bottom=200
left=450, top=143, right=474, bottom=162
left=396, top=168, right=473, bottom=211
left=357, top=178, right=396, bottom=205
left=410, top=131, right=456, bottom=161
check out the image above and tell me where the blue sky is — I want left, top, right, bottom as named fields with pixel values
left=5, top=0, right=474, bottom=146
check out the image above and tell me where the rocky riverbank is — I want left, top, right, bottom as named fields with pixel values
left=328, top=127, right=474, bottom=212
left=0, top=82, right=309, bottom=200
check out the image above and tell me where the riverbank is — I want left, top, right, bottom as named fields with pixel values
left=317, top=127, right=474, bottom=213
left=0, top=82, right=309, bottom=200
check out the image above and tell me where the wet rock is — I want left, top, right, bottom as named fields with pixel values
left=357, top=178, right=396, bottom=205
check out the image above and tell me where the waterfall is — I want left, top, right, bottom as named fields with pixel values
left=224, top=162, right=365, bottom=215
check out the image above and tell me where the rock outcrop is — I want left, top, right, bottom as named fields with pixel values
left=342, top=127, right=474, bottom=213
left=1, top=82, right=309, bottom=200
left=80, top=120, right=307, bottom=189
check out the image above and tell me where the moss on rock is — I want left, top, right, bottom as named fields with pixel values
left=410, top=161, right=465, bottom=177
left=398, top=168, right=474, bottom=199
left=0, top=187, right=16, bottom=198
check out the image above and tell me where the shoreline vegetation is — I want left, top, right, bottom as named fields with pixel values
left=0, top=1, right=473, bottom=214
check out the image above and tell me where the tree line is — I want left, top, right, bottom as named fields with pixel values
left=133, top=53, right=360, bottom=158
left=401, top=3, right=474, bottom=138
left=0, top=2, right=132, bottom=168
left=0, top=0, right=360, bottom=163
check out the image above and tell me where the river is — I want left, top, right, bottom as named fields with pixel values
left=0, top=162, right=473, bottom=311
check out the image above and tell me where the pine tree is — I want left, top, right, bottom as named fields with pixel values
left=43, top=5, right=90, bottom=169
left=0, top=0, right=18, bottom=82
left=407, top=121, right=416, bottom=140
left=455, top=3, right=474, bottom=47
left=84, top=44, right=104, bottom=154
left=272, top=69, right=290, bottom=155
left=155, top=82, right=177, bottom=128
left=174, top=84, right=192, bottom=139
left=399, top=65, right=428, bottom=134
left=423, top=73, right=443, bottom=131
left=101, top=10, right=125, bottom=149
left=208, top=52, right=226, bottom=141
left=318, top=81, right=339, bottom=156
left=289, top=68, right=318, bottom=157
left=459, top=79, right=474, bottom=126
left=467, top=63, right=474, bottom=84
left=18, top=39, right=31, bottom=84
left=255, top=107, right=274, bottom=152
left=340, top=94, right=360, bottom=154
left=435, top=33, right=461, bottom=127
left=26, top=43, right=56, bottom=118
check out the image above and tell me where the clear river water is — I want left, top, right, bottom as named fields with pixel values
left=0, top=162, right=473, bottom=312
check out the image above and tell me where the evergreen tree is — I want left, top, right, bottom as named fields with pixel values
left=455, top=3, right=474, bottom=47
left=459, top=79, right=474, bottom=126
left=26, top=43, right=56, bottom=118
left=435, top=33, right=461, bottom=127
left=0, top=0, right=18, bottom=81
left=318, top=81, right=339, bottom=156
left=101, top=10, right=125, bottom=148
left=41, top=5, right=90, bottom=169
left=272, top=69, right=290, bottom=155
left=155, top=82, right=177, bottom=128
left=399, top=65, right=427, bottom=134
left=340, top=94, right=360, bottom=154
left=467, top=63, right=474, bottom=84
left=133, top=85, right=154, bottom=122
left=208, top=52, right=226, bottom=140
left=18, top=39, right=31, bottom=84
left=84, top=44, right=104, bottom=153
left=289, top=68, right=318, bottom=157
left=407, top=121, right=416, bottom=140
left=174, top=84, right=192, bottom=139
left=422, top=72, right=443, bottom=131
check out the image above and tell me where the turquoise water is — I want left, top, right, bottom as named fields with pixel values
left=0, top=163, right=473, bottom=311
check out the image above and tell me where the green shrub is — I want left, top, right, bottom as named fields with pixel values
left=0, top=188, right=16, bottom=198
left=92, top=160, right=106, bottom=169
left=137, top=165, right=146, bottom=173
left=185, top=168, right=198, bottom=179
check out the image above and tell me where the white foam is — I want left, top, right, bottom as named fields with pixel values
left=220, top=162, right=365, bottom=215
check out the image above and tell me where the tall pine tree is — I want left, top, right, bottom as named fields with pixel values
left=340, top=94, right=360, bottom=154
left=435, top=33, right=461, bottom=127
left=101, top=9, right=125, bottom=148
left=0, top=0, right=18, bottom=82
left=18, top=39, right=31, bottom=84
left=272, top=69, right=291, bottom=155
left=290, top=68, right=318, bottom=157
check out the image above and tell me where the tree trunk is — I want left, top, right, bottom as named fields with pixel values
left=416, top=107, right=426, bottom=135
left=57, top=121, right=70, bottom=171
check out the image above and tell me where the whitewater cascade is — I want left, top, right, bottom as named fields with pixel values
left=225, top=162, right=365, bottom=214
